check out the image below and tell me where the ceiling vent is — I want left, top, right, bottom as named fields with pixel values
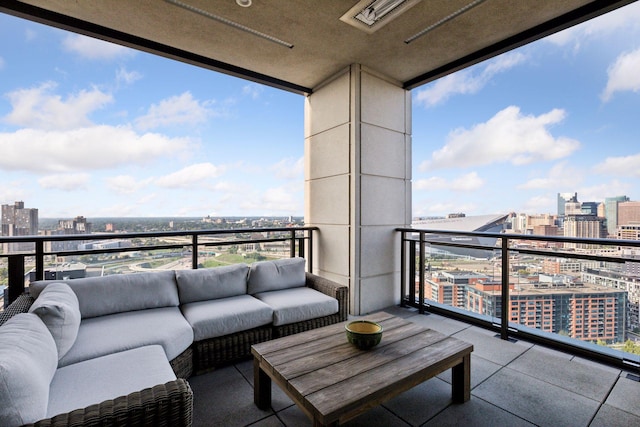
left=340, top=0, right=423, bottom=34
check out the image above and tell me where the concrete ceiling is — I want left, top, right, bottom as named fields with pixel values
left=1, top=0, right=636, bottom=95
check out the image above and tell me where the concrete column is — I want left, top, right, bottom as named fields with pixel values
left=305, top=64, right=411, bottom=315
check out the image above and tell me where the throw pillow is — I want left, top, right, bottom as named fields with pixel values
left=0, top=313, right=58, bottom=426
left=29, top=282, right=81, bottom=359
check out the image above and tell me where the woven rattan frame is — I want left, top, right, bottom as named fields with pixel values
left=22, top=379, right=193, bottom=427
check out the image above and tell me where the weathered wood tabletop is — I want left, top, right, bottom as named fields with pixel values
left=252, top=311, right=473, bottom=426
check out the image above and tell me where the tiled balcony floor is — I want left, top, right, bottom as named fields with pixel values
left=189, top=306, right=640, bottom=426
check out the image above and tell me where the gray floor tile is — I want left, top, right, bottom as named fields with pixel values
left=473, top=367, right=599, bottom=426
left=189, top=365, right=271, bottom=427
left=604, top=375, right=640, bottom=417
left=344, top=405, right=411, bottom=426
left=452, top=326, right=533, bottom=366
left=382, top=377, right=453, bottom=426
left=407, top=312, right=472, bottom=336
left=437, top=354, right=502, bottom=389
left=507, top=346, right=619, bottom=401
left=422, top=397, right=536, bottom=427
left=590, top=404, right=640, bottom=427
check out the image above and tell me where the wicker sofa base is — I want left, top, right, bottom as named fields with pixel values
left=192, top=325, right=273, bottom=375
left=23, top=379, right=193, bottom=427
left=273, top=313, right=345, bottom=338
left=170, top=348, right=194, bottom=379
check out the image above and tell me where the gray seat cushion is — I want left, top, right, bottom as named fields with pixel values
left=29, top=270, right=180, bottom=319
left=176, top=264, right=249, bottom=303
left=254, top=287, right=338, bottom=326
left=48, top=345, right=176, bottom=418
left=58, top=307, right=193, bottom=367
left=0, top=313, right=58, bottom=427
left=247, top=257, right=306, bottom=294
left=29, top=282, right=81, bottom=360
left=181, top=295, right=273, bottom=341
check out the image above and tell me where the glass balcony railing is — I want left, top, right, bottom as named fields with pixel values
left=0, top=226, right=316, bottom=308
left=397, top=227, right=640, bottom=374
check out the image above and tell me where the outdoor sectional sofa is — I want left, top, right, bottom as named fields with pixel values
left=0, top=257, right=348, bottom=427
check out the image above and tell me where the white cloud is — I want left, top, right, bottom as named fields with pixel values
left=420, top=106, right=580, bottom=170
left=116, top=67, right=142, bottom=86
left=3, top=82, right=113, bottom=130
left=0, top=181, right=29, bottom=204
left=414, top=52, right=527, bottom=107
left=578, top=180, right=632, bottom=203
left=240, top=184, right=302, bottom=214
left=135, top=92, right=220, bottom=130
left=546, top=2, right=640, bottom=50
left=38, top=173, right=90, bottom=191
left=520, top=195, right=555, bottom=215
left=105, top=175, right=154, bottom=194
left=0, top=126, right=193, bottom=173
left=62, top=34, right=134, bottom=60
left=518, top=161, right=583, bottom=190
left=155, top=163, right=226, bottom=189
left=271, top=157, right=304, bottom=180
left=242, top=84, right=264, bottom=100
left=414, top=172, right=484, bottom=192
left=601, top=48, right=640, bottom=102
left=593, top=153, right=640, bottom=177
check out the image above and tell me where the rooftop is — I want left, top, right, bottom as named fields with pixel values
left=191, top=306, right=640, bottom=426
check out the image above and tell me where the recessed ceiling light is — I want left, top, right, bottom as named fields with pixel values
left=236, top=0, right=252, bottom=7
left=340, top=0, right=423, bottom=34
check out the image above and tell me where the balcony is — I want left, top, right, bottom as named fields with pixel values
left=1, top=228, right=639, bottom=425
left=189, top=305, right=639, bottom=426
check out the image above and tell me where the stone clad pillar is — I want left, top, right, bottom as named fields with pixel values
left=305, top=64, right=412, bottom=315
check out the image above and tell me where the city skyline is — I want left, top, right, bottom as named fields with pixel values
left=1, top=4, right=640, bottom=218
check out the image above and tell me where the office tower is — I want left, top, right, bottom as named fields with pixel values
left=605, top=195, right=629, bottom=236
left=1, top=201, right=39, bottom=253
left=557, top=192, right=576, bottom=217
left=617, top=201, right=640, bottom=230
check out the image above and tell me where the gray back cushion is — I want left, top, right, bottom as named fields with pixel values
left=176, top=264, right=249, bottom=304
left=29, top=283, right=81, bottom=360
left=247, top=258, right=306, bottom=294
left=0, top=313, right=58, bottom=426
left=29, top=271, right=179, bottom=319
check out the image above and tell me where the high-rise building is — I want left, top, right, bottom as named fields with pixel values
left=617, top=201, right=640, bottom=229
left=557, top=192, right=576, bottom=218
left=1, top=201, right=39, bottom=253
left=563, top=215, right=607, bottom=249
left=48, top=216, right=93, bottom=252
left=605, top=195, right=630, bottom=236
left=581, top=201, right=599, bottom=216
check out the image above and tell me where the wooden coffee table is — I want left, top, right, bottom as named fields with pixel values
left=252, top=311, right=473, bottom=426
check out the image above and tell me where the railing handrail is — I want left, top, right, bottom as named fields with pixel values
left=0, top=226, right=318, bottom=244
left=395, top=226, right=640, bottom=248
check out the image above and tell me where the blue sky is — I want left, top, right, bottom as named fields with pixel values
left=1, top=3, right=640, bottom=219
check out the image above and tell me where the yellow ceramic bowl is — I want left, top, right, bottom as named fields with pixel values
left=345, top=320, right=383, bottom=350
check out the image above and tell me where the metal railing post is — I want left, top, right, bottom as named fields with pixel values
left=7, top=255, right=25, bottom=306
left=35, top=240, right=44, bottom=281
left=419, top=232, right=426, bottom=314
left=192, top=234, right=198, bottom=269
left=308, top=230, right=314, bottom=272
left=400, top=232, right=406, bottom=307
left=500, top=237, right=510, bottom=340
left=409, top=238, right=416, bottom=307
left=289, top=230, right=296, bottom=258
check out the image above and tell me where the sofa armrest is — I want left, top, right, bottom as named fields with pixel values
left=305, top=272, right=348, bottom=322
left=23, top=379, right=193, bottom=427
left=0, top=294, right=35, bottom=326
